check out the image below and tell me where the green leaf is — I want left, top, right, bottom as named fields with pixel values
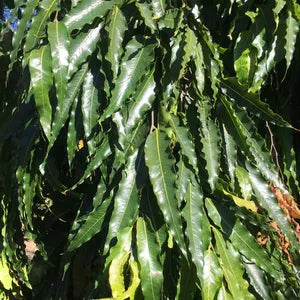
left=68, top=23, right=101, bottom=78
left=202, top=248, right=223, bottom=300
left=213, top=228, right=255, bottom=300
left=49, top=63, right=88, bottom=151
left=222, top=189, right=257, bottom=212
left=81, top=70, right=100, bottom=156
left=169, top=115, right=198, bottom=174
left=69, top=137, right=111, bottom=190
left=182, top=176, right=211, bottom=283
left=198, top=100, right=221, bottom=191
left=176, top=157, right=189, bottom=205
left=235, top=166, right=252, bottom=200
left=219, top=97, right=286, bottom=191
left=106, top=6, right=127, bottom=81
left=243, top=257, right=272, bottom=300
left=0, top=252, right=13, bottom=290
left=229, top=219, right=282, bottom=283
left=106, top=227, right=132, bottom=297
left=8, top=0, right=39, bottom=75
left=217, top=284, right=233, bottom=300
left=175, top=257, right=197, bottom=300
left=247, top=163, right=300, bottom=253
left=219, top=78, right=291, bottom=127
left=64, top=0, right=119, bottom=32
left=48, top=21, right=70, bottom=111
left=66, top=96, right=79, bottom=167
left=136, top=217, right=163, bottom=300
left=105, top=151, right=139, bottom=252
left=152, top=0, right=166, bottom=19
left=100, top=38, right=155, bottom=121
left=145, top=129, right=186, bottom=256
left=23, top=0, right=59, bottom=59
left=136, top=0, right=156, bottom=33
left=284, top=10, right=299, bottom=72
left=195, top=43, right=205, bottom=94
left=124, top=67, right=156, bottom=135
left=29, top=45, right=53, bottom=139
left=66, top=191, right=112, bottom=252
left=222, top=125, right=237, bottom=189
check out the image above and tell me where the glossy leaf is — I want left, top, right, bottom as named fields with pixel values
left=145, top=130, right=186, bottom=256
left=48, top=21, right=70, bottom=111
left=106, top=6, right=127, bottom=81
left=220, top=78, right=292, bottom=127
left=202, top=248, right=223, bottom=300
left=68, top=23, right=101, bottom=78
left=213, top=228, right=255, bottom=300
left=100, top=38, right=155, bottom=121
left=198, top=100, right=221, bottom=191
left=64, top=0, right=119, bottom=32
left=81, top=70, right=100, bottom=156
left=49, top=63, right=88, bottom=151
left=247, top=163, right=300, bottom=253
left=29, top=45, right=53, bottom=139
left=182, top=176, right=211, bottom=282
left=136, top=217, right=163, bottom=300
left=23, top=0, right=59, bottom=58
left=284, top=10, right=298, bottom=72
left=105, top=151, right=139, bottom=252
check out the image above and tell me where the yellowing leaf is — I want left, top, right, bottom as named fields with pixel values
left=0, top=252, right=13, bottom=290
left=223, top=189, right=257, bottom=212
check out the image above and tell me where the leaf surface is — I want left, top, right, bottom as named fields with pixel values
left=29, top=45, right=53, bottom=139
left=145, top=130, right=186, bottom=255
left=136, top=217, right=163, bottom=300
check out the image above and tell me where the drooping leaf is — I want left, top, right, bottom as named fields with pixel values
left=81, top=69, right=101, bottom=156
left=198, top=99, right=221, bottom=191
left=29, top=45, right=53, bottom=139
left=182, top=175, right=211, bottom=282
left=49, top=63, right=88, bottom=151
left=151, top=0, right=166, bottom=19
left=235, top=166, right=252, bottom=200
left=284, top=10, right=298, bottom=72
left=48, top=21, right=70, bottom=111
left=66, top=96, right=79, bottom=167
left=23, top=0, right=59, bottom=59
left=222, top=189, right=257, bottom=212
left=217, top=284, right=233, bottom=300
left=64, top=0, right=119, bottom=32
left=175, top=256, right=197, bottom=300
left=145, top=129, right=186, bottom=256
left=220, top=78, right=291, bottom=127
left=8, top=0, right=39, bottom=75
left=124, top=67, right=156, bottom=135
left=136, top=0, right=156, bottom=33
left=247, top=163, right=300, bottom=253
left=105, top=5, right=127, bottom=81
left=176, top=157, right=189, bottom=205
left=68, top=23, right=101, bottom=78
left=222, top=125, right=237, bottom=188
left=202, top=248, right=223, bottom=300
left=213, top=227, right=255, bottom=300
left=66, top=191, right=112, bottom=252
left=136, top=217, right=163, bottom=300
left=100, top=38, right=155, bottom=121
left=169, top=114, right=198, bottom=174
left=243, top=257, right=272, bottom=300
left=106, top=227, right=132, bottom=297
left=69, top=137, right=111, bottom=190
left=105, top=151, right=139, bottom=252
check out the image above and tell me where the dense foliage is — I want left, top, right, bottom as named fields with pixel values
left=0, top=0, right=300, bottom=298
